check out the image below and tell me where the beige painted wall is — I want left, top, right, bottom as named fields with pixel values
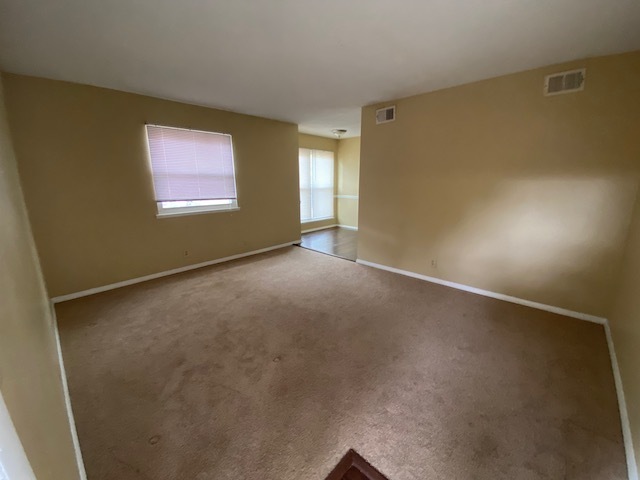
left=3, top=74, right=301, bottom=297
left=0, top=76, right=80, bottom=478
left=610, top=189, right=640, bottom=469
left=359, top=51, right=640, bottom=317
left=298, top=133, right=338, bottom=153
left=298, top=133, right=338, bottom=231
left=336, top=137, right=360, bottom=228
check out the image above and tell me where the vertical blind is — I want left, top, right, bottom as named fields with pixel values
left=299, top=148, right=334, bottom=221
left=146, top=125, right=237, bottom=202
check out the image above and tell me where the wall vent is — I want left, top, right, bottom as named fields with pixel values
left=544, top=68, right=586, bottom=96
left=376, top=105, right=396, bottom=124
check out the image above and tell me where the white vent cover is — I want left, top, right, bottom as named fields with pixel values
left=376, top=105, right=396, bottom=124
left=544, top=68, right=586, bottom=96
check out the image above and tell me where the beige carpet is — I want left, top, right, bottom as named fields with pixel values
left=57, top=247, right=626, bottom=480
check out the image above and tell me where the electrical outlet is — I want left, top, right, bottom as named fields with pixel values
left=431, top=259, right=437, bottom=269
left=184, top=250, right=189, bottom=257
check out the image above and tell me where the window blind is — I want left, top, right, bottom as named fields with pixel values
left=299, top=148, right=334, bottom=222
left=146, top=125, right=237, bottom=202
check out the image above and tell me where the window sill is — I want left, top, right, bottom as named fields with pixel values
left=156, top=207, right=241, bottom=219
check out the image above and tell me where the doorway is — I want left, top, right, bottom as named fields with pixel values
left=298, top=135, right=360, bottom=261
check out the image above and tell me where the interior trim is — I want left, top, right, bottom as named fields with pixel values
left=51, top=241, right=300, bottom=303
left=605, top=322, right=638, bottom=480
left=356, top=257, right=637, bottom=480
left=301, top=224, right=338, bottom=234
left=356, top=258, right=606, bottom=323
left=49, top=248, right=636, bottom=480
left=51, top=304, right=87, bottom=480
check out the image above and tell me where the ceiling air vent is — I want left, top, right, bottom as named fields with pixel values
left=376, top=105, right=396, bottom=124
left=544, top=68, right=586, bottom=96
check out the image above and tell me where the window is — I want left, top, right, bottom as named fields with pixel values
left=299, top=148, right=334, bottom=222
left=145, top=125, right=238, bottom=217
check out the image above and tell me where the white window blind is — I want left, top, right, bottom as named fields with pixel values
left=145, top=125, right=238, bottom=215
left=299, top=148, right=334, bottom=222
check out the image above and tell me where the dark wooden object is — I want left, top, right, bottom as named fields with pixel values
left=324, top=449, right=390, bottom=480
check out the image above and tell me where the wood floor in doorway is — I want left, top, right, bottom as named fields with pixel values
left=300, top=226, right=357, bottom=260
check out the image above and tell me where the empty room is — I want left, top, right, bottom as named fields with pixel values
left=1, top=1, right=640, bottom=480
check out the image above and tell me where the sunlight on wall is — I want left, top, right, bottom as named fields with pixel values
left=358, top=51, right=640, bottom=317
left=431, top=176, right=636, bottom=313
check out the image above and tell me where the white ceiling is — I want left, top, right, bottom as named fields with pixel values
left=1, top=1, right=640, bottom=138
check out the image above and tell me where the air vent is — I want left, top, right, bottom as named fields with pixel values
left=544, top=68, right=586, bottom=96
left=376, top=105, right=396, bottom=124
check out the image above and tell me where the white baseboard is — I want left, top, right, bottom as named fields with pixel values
left=51, top=241, right=300, bottom=303
left=301, top=224, right=337, bottom=234
left=357, top=257, right=637, bottom=479
left=605, top=322, right=638, bottom=480
left=301, top=224, right=358, bottom=233
left=355, top=259, right=606, bottom=324
left=48, top=247, right=636, bottom=480
left=51, top=304, right=87, bottom=480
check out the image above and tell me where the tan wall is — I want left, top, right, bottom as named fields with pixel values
left=0, top=76, right=80, bottom=478
left=3, top=74, right=301, bottom=297
left=359, top=51, right=640, bottom=317
left=336, top=137, right=360, bottom=228
left=610, top=189, right=640, bottom=469
left=298, top=133, right=338, bottom=231
left=298, top=133, right=338, bottom=153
